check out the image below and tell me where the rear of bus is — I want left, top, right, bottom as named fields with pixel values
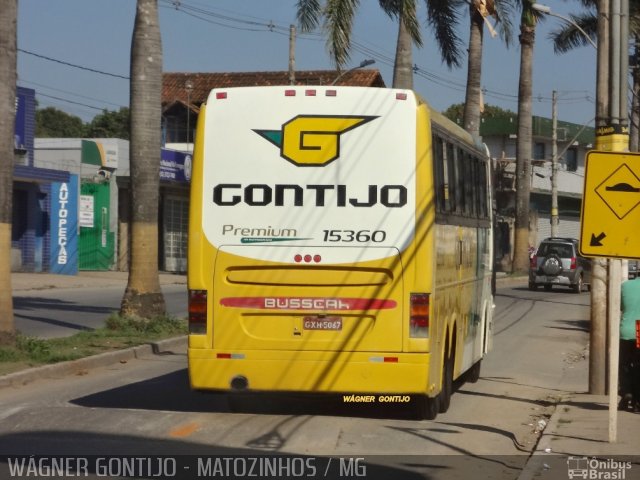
left=188, top=86, right=436, bottom=395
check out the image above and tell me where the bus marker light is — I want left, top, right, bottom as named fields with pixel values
left=305, top=89, right=317, bottom=96
left=217, top=353, right=245, bottom=359
left=326, top=90, right=337, bottom=97
left=285, top=90, right=296, bottom=97
left=294, top=254, right=321, bottom=263
left=396, top=93, right=408, bottom=100
left=215, top=92, right=227, bottom=100
left=369, top=356, right=399, bottom=363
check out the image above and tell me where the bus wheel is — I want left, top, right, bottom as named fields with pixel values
left=438, top=353, right=453, bottom=413
left=418, top=395, right=439, bottom=420
left=465, top=359, right=482, bottom=383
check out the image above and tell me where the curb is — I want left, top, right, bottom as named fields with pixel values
left=516, top=395, right=567, bottom=480
left=496, top=274, right=528, bottom=288
left=0, top=336, right=187, bottom=389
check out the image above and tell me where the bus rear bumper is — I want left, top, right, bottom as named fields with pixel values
left=188, top=348, right=432, bottom=394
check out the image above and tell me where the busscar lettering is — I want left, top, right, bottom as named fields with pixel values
left=264, top=298, right=351, bottom=310
left=213, top=184, right=407, bottom=208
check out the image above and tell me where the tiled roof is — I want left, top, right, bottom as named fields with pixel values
left=162, top=70, right=386, bottom=110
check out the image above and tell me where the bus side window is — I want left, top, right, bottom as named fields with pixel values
left=433, top=134, right=447, bottom=213
left=446, top=142, right=456, bottom=214
left=466, top=152, right=476, bottom=218
left=479, top=159, right=488, bottom=219
left=455, top=147, right=465, bottom=215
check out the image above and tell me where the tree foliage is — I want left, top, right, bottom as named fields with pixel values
left=86, top=108, right=130, bottom=139
left=36, top=107, right=86, bottom=138
left=36, top=107, right=130, bottom=139
left=296, top=0, right=464, bottom=70
left=442, top=102, right=516, bottom=123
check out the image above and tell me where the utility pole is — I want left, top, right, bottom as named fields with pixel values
left=591, top=0, right=629, bottom=443
left=590, top=0, right=609, bottom=399
left=551, top=90, right=559, bottom=236
left=289, top=25, right=296, bottom=86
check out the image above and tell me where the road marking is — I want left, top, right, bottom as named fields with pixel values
left=168, top=421, right=200, bottom=438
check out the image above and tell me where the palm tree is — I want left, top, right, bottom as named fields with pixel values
left=120, top=0, right=166, bottom=318
left=463, top=1, right=514, bottom=137
left=296, top=0, right=464, bottom=89
left=0, top=0, right=17, bottom=342
left=512, top=0, right=543, bottom=274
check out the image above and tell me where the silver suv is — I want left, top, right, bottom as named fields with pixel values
left=529, top=237, right=591, bottom=293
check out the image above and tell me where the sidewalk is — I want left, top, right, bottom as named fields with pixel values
left=519, top=394, right=640, bottom=479
left=12, top=270, right=186, bottom=292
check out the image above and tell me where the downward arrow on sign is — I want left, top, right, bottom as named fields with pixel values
left=590, top=232, right=607, bottom=246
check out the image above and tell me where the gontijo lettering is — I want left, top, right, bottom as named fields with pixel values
left=213, top=184, right=407, bottom=207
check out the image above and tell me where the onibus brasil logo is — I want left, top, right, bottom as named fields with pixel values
left=253, top=115, right=378, bottom=167
left=567, top=457, right=632, bottom=479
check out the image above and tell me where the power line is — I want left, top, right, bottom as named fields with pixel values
left=36, top=92, right=107, bottom=112
left=19, top=79, right=125, bottom=109
left=18, top=48, right=129, bottom=80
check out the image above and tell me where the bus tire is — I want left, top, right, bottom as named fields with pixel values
left=466, top=359, right=482, bottom=383
left=419, top=394, right=439, bottom=420
left=438, top=353, right=453, bottom=413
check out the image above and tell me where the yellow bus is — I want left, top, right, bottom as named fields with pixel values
left=187, top=86, right=493, bottom=419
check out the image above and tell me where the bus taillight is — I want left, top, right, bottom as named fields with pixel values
left=189, top=289, right=208, bottom=334
left=410, top=293, right=430, bottom=338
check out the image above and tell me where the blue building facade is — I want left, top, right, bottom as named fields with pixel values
left=12, top=87, right=78, bottom=273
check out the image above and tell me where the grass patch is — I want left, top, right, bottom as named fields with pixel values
left=0, top=314, right=187, bottom=376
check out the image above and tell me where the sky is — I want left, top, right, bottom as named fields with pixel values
left=17, top=0, right=598, bottom=128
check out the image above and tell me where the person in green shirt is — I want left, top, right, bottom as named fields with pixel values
left=619, top=276, right=640, bottom=411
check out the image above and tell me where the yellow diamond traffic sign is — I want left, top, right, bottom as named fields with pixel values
left=580, top=151, right=640, bottom=259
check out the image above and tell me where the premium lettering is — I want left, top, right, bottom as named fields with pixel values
left=213, top=184, right=407, bottom=208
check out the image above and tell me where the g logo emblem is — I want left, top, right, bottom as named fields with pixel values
left=254, top=115, right=377, bottom=167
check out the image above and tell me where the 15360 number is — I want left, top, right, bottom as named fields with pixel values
left=322, top=230, right=387, bottom=243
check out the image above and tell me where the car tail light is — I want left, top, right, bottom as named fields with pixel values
left=188, top=290, right=207, bottom=334
left=570, top=257, right=577, bottom=269
left=530, top=255, right=537, bottom=269
left=410, top=293, right=430, bottom=338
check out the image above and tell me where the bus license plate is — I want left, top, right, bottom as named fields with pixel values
left=303, top=316, right=342, bottom=331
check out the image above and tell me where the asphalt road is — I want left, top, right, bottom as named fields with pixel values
left=13, top=284, right=188, bottom=338
left=0, top=282, right=592, bottom=479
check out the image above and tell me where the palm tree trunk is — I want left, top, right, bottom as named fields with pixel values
left=463, top=6, right=484, bottom=137
left=121, top=0, right=166, bottom=318
left=513, top=23, right=535, bottom=274
left=392, top=13, right=414, bottom=89
left=0, top=0, right=17, bottom=341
